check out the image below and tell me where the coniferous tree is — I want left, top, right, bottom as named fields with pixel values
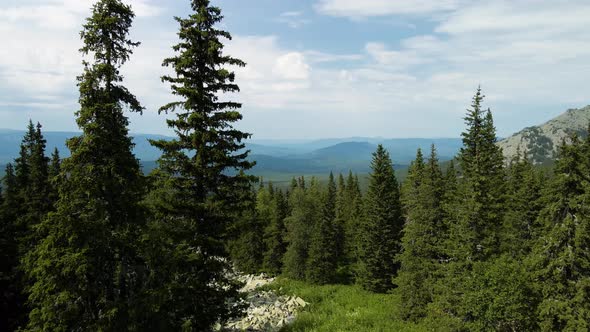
left=283, top=177, right=323, bottom=280
left=454, top=87, right=505, bottom=262
left=20, top=122, right=50, bottom=253
left=24, top=1, right=147, bottom=330
left=144, top=0, right=254, bottom=328
left=334, top=173, right=346, bottom=259
left=228, top=183, right=264, bottom=274
left=401, top=148, right=425, bottom=215
left=502, top=150, right=544, bottom=257
left=263, top=188, right=288, bottom=275
left=530, top=137, right=590, bottom=331
left=47, top=148, right=61, bottom=205
left=358, top=145, right=403, bottom=293
left=341, top=171, right=363, bottom=277
left=0, top=164, right=24, bottom=331
left=397, top=145, right=445, bottom=321
left=431, top=88, right=507, bottom=328
left=306, top=172, right=338, bottom=284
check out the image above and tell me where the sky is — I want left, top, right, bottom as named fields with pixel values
left=0, top=0, right=589, bottom=139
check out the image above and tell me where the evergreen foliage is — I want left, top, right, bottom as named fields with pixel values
left=397, top=145, right=445, bottom=321
left=283, top=178, right=323, bottom=280
left=0, top=163, right=24, bottom=331
left=358, top=145, right=403, bottom=293
left=144, top=0, right=255, bottom=328
left=530, top=137, right=590, bottom=331
left=263, top=187, right=288, bottom=276
left=24, top=1, right=148, bottom=330
left=306, top=173, right=338, bottom=284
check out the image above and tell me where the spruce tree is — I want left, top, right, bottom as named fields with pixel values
left=19, top=122, right=50, bottom=253
left=431, top=88, right=507, bottom=328
left=263, top=188, right=288, bottom=276
left=306, top=172, right=338, bottom=284
left=228, top=182, right=264, bottom=274
left=502, top=150, right=543, bottom=257
left=283, top=177, right=322, bottom=280
left=0, top=164, right=25, bottom=331
left=144, top=0, right=254, bottom=328
left=358, top=145, right=403, bottom=293
left=341, top=170, right=363, bottom=277
left=530, top=137, right=590, bottom=330
left=397, top=145, right=445, bottom=321
left=24, top=1, right=147, bottom=330
left=334, top=173, right=347, bottom=270
left=454, top=87, right=505, bottom=262
left=47, top=148, right=61, bottom=205
left=401, top=148, right=425, bottom=216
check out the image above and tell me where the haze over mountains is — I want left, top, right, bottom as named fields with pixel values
left=1, top=105, right=588, bottom=174
left=0, top=129, right=462, bottom=175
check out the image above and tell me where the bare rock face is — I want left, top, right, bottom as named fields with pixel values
left=497, top=105, right=590, bottom=164
left=216, top=273, right=308, bottom=332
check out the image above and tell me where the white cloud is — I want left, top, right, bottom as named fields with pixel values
left=273, top=53, right=310, bottom=80
left=315, top=0, right=461, bottom=18
left=275, top=11, right=311, bottom=28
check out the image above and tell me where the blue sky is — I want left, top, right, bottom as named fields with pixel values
left=0, top=0, right=589, bottom=139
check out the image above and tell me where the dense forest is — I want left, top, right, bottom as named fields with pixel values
left=1, top=0, right=590, bottom=331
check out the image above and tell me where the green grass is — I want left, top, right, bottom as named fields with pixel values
left=267, top=279, right=428, bottom=332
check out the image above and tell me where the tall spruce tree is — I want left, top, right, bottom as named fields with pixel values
left=431, top=88, right=507, bottom=328
left=283, top=177, right=323, bottom=280
left=502, top=150, right=543, bottom=257
left=20, top=122, right=51, bottom=253
left=263, top=188, right=288, bottom=275
left=397, top=145, right=445, bottom=321
left=47, top=148, right=61, bottom=205
left=358, top=145, right=403, bottom=293
left=144, top=0, right=254, bottom=329
left=342, top=171, right=363, bottom=277
left=24, top=1, right=147, bottom=330
left=0, top=164, right=24, bottom=331
left=530, top=137, right=590, bottom=331
left=306, top=172, right=338, bottom=284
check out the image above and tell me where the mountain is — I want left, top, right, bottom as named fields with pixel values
left=0, top=129, right=462, bottom=179
left=498, top=105, right=590, bottom=164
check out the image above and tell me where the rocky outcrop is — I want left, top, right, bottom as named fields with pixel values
left=497, top=105, right=590, bottom=164
left=217, top=274, right=308, bottom=332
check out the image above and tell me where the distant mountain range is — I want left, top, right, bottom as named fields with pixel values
left=0, top=129, right=463, bottom=176
left=497, top=105, right=590, bottom=164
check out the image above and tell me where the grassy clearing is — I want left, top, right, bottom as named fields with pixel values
left=268, top=279, right=427, bottom=332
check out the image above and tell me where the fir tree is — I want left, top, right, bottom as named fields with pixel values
left=47, top=148, right=61, bottom=205
left=502, top=150, right=543, bottom=257
left=431, top=88, right=507, bottom=327
left=358, top=145, right=403, bottom=293
left=19, top=122, right=50, bottom=253
left=263, top=188, right=288, bottom=275
left=0, top=164, right=25, bottom=331
left=283, top=177, right=322, bottom=280
left=530, top=137, right=590, bottom=331
left=334, top=173, right=347, bottom=269
left=306, top=172, right=338, bottom=284
left=397, top=145, right=445, bottom=321
left=401, top=148, right=425, bottom=215
left=24, top=1, right=147, bottom=330
left=144, top=0, right=254, bottom=328
left=228, top=182, right=264, bottom=274
left=342, top=170, right=363, bottom=276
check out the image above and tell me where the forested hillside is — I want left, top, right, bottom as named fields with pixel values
left=1, top=0, right=590, bottom=331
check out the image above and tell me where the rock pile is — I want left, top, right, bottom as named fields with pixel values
left=219, top=273, right=308, bottom=331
